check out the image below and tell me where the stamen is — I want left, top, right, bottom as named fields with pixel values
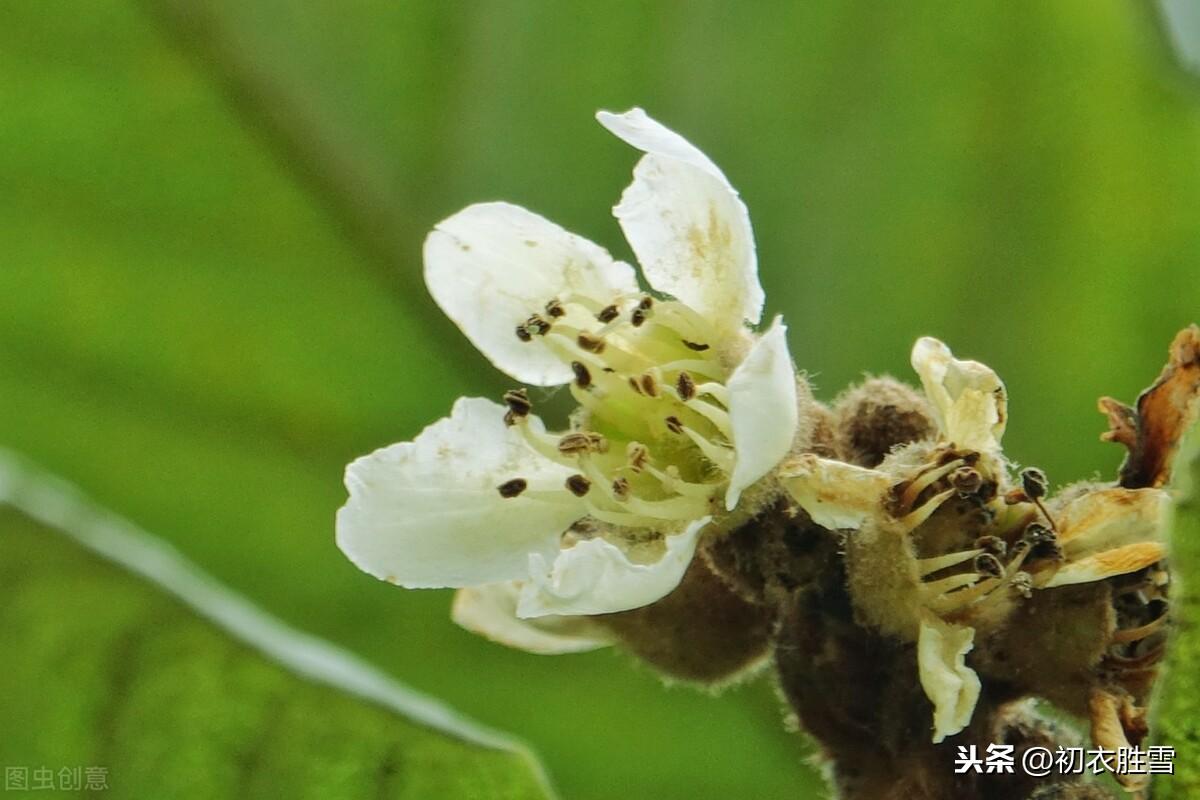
left=571, top=361, right=592, bottom=389
left=899, top=488, right=956, bottom=530
left=596, top=304, right=620, bottom=323
left=565, top=474, right=591, bottom=497
left=643, top=463, right=718, bottom=499
left=683, top=340, right=710, bottom=352
left=512, top=416, right=577, bottom=466
left=631, top=308, right=648, bottom=327
left=611, top=477, right=631, bottom=501
left=898, top=459, right=965, bottom=512
left=544, top=299, right=566, bottom=318
left=918, top=548, right=985, bottom=577
left=629, top=377, right=644, bottom=396
left=664, top=415, right=684, bottom=434
left=676, top=371, right=696, bottom=401
left=503, top=388, right=532, bottom=418
left=515, top=325, right=532, bottom=343
left=675, top=396, right=733, bottom=438
left=1111, top=615, right=1169, bottom=644
left=558, top=432, right=609, bottom=456
left=577, top=333, right=606, bottom=354
left=638, top=296, right=654, bottom=311
left=1020, top=467, right=1058, bottom=531
left=974, top=553, right=1005, bottom=578
left=626, top=442, right=649, bottom=473
left=639, top=373, right=659, bottom=398
left=950, top=466, right=983, bottom=494
left=694, top=382, right=730, bottom=406
left=525, top=314, right=552, bottom=336
left=497, top=478, right=527, bottom=498
left=974, top=535, right=1007, bottom=556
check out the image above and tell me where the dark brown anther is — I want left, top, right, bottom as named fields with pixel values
left=950, top=466, right=983, bottom=494
left=1023, top=523, right=1054, bottom=545
left=515, top=325, right=533, bottom=342
left=565, top=474, right=591, bottom=497
left=597, top=304, right=620, bottom=323
left=974, top=535, right=1007, bottom=557
left=631, top=308, right=647, bottom=327
left=497, top=478, right=528, bottom=498
left=638, top=296, right=654, bottom=311
left=571, top=361, right=592, bottom=388
left=503, top=388, right=531, bottom=417
left=577, top=333, right=606, bottom=353
left=524, top=315, right=552, bottom=336
left=974, top=553, right=1005, bottom=578
left=682, top=340, right=710, bottom=352
left=1020, top=467, right=1049, bottom=500
left=611, top=477, right=631, bottom=500
left=665, top=415, right=684, bottom=434
left=628, top=377, right=644, bottom=395
left=640, top=373, right=659, bottom=398
left=676, top=371, right=696, bottom=401
left=544, top=299, right=565, bottom=318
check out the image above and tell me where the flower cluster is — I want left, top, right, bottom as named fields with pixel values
left=336, top=110, right=1191, bottom=800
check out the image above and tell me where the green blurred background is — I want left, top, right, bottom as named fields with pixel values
left=1, top=2, right=1198, bottom=798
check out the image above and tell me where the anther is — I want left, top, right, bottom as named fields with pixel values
left=525, top=314, right=552, bottom=336
left=497, top=478, right=527, bottom=498
left=665, top=415, right=684, bottom=435
left=626, top=442, right=649, bottom=472
left=515, top=325, right=532, bottom=343
left=974, top=553, right=1005, bottom=578
left=682, top=340, right=710, bottom=352
left=558, top=432, right=608, bottom=455
left=577, top=333, right=606, bottom=354
left=1011, top=571, right=1033, bottom=599
left=631, top=308, right=647, bottom=327
left=1023, top=523, right=1054, bottom=545
left=950, top=466, right=983, bottom=494
left=503, top=388, right=532, bottom=417
left=611, top=477, right=631, bottom=501
left=974, top=535, right=1007, bottom=557
left=628, top=377, right=644, bottom=395
left=596, top=304, right=620, bottom=323
left=638, top=296, right=654, bottom=311
left=571, top=361, right=592, bottom=389
left=544, top=299, right=566, bottom=318
left=639, top=373, right=659, bottom=398
left=1020, top=467, right=1049, bottom=500
left=503, top=410, right=517, bottom=427
left=676, top=371, right=696, bottom=401
left=565, top=474, right=591, bottom=497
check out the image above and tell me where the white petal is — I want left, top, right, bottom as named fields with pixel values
left=424, top=202, right=639, bottom=386
left=451, top=583, right=614, bottom=655
left=516, top=517, right=710, bottom=618
left=779, top=454, right=892, bottom=529
left=911, top=337, right=1008, bottom=453
left=917, top=614, right=981, bottom=744
left=724, top=317, right=798, bottom=510
left=336, top=397, right=584, bottom=588
left=597, top=108, right=762, bottom=331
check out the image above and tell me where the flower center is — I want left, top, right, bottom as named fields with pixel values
left=500, top=292, right=738, bottom=530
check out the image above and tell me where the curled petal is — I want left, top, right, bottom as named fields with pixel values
left=1044, top=542, right=1167, bottom=588
left=517, top=517, right=710, bottom=618
left=452, top=583, right=614, bottom=655
left=911, top=337, right=1007, bottom=452
left=424, top=202, right=638, bottom=386
left=337, top=397, right=584, bottom=588
left=917, top=614, right=981, bottom=744
left=597, top=108, right=763, bottom=333
left=779, top=454, right=892, bottom=529
left=724, top=317, right=798, bottom=510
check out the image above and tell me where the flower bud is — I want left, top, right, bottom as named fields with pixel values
left=833, top=377, right=937, bottom=467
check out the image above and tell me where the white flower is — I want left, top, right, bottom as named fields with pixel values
left=337, top=109, right=800, bottom=645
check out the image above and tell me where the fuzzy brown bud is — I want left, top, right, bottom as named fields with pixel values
left=833, top=377, right=937, bottom=467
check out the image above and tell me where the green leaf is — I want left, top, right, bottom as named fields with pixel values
left=1156, top=419, right=1200, bottom=796
left=0, top=453, right=553, bottom=800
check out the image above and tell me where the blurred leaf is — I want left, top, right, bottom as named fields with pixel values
left=0, top=454, right=553, bottom=800
left=1156, top=418, right=1200, bottom=796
